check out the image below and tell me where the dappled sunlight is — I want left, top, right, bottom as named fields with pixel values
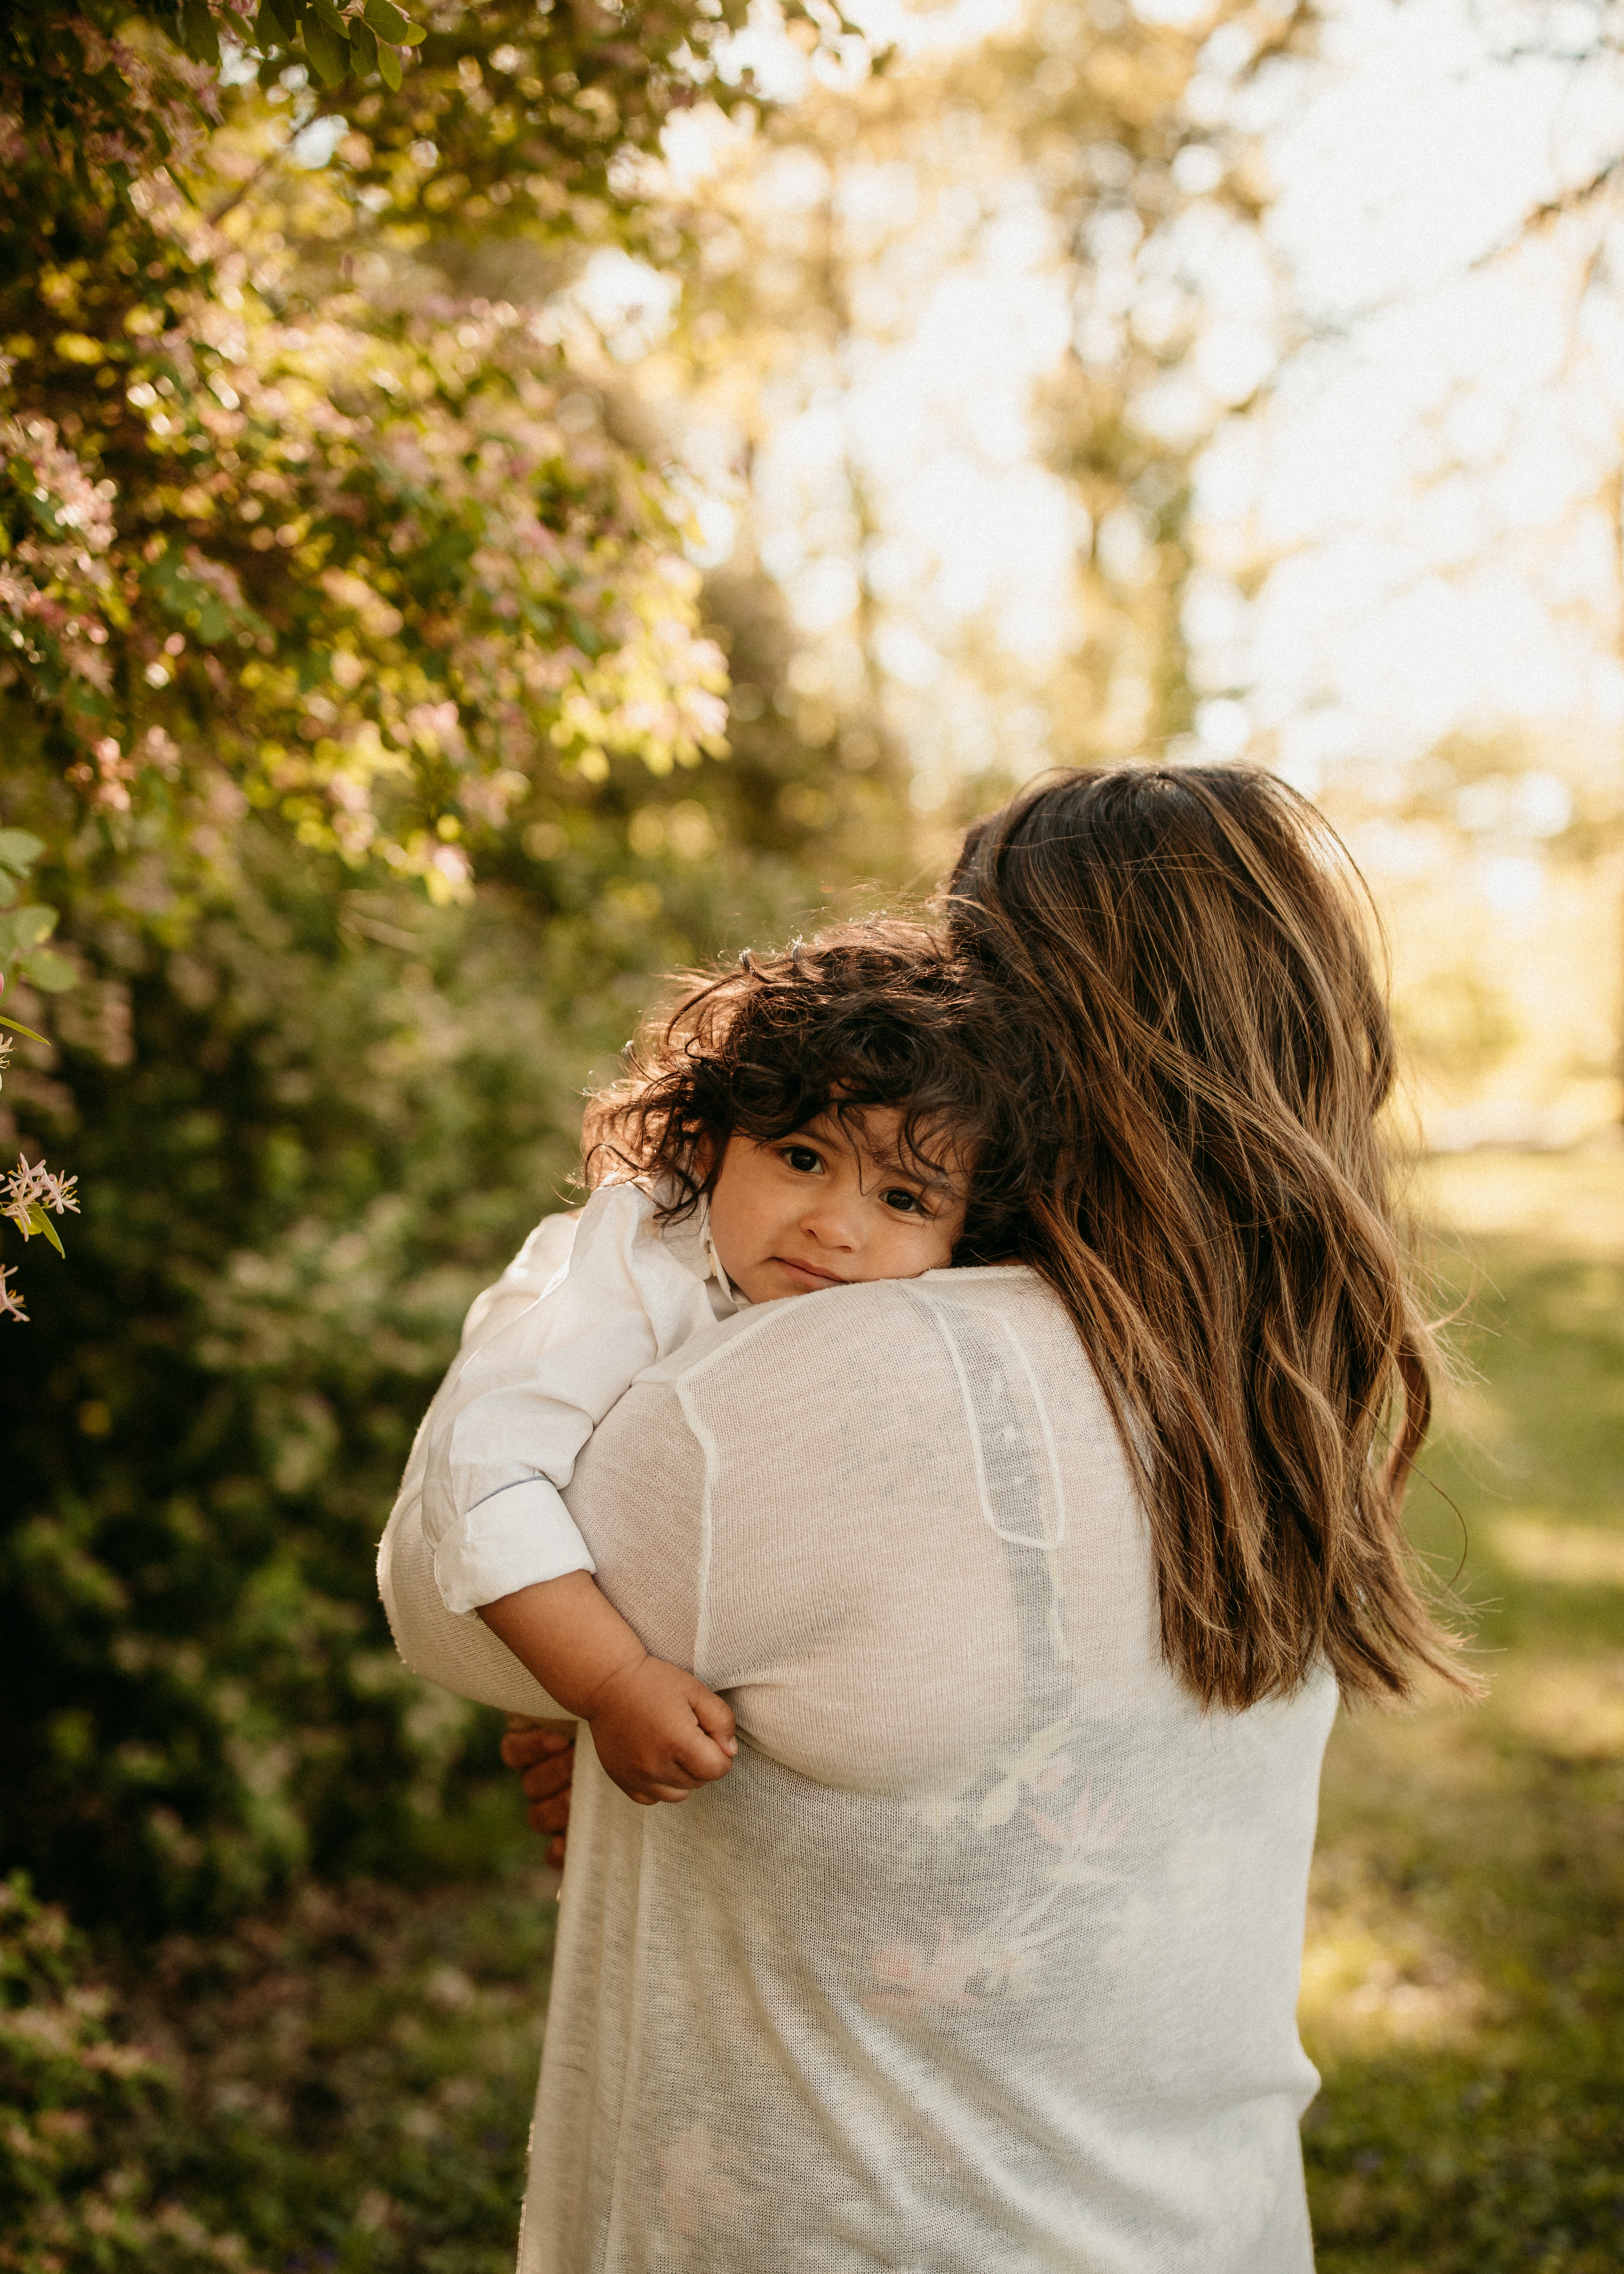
left=1304, top=1154, right=1624, bottom=2266
left=1498, top=1654, right=1624, bottom=1762
left=1301, top=1853, right=1490, bottom=2056
left=1491, top=1523, right=1624, bottom=1593
left=5, top=0, right=1623, bottom=2261
left=1417, top=1151, right=1624, bottom=1264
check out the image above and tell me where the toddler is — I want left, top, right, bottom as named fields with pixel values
left=417, top=923, right=1014, bottom=1810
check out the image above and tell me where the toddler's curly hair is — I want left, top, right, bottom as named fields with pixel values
left=582, top=920, right=1024, bottom=1265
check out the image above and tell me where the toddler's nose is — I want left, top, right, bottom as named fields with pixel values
left=800, top=1195, right=861, bottom=1249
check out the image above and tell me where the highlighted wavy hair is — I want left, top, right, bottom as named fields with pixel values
left=946, top=763, right=1475, bottom=1712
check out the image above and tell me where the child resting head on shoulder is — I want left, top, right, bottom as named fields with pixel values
left=417, top=921, right=1023, bottom=1808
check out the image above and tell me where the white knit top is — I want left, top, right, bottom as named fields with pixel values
left=379, top=1247, right=1335, bottom=2274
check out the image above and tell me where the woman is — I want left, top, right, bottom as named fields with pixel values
left=379, top=764, right=1470, bottom=2272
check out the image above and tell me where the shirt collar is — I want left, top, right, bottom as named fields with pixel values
left=696, top=1190, right=748, bottom=1310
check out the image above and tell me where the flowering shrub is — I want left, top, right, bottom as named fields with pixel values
left=0, top=830, right=77, bottom=1325
left=0, top=0, right=849, bottom=944
left=0, top=1154, right=80, bottom=1324
left=0, top=0, right=908, bottom=1950
left=3, top=250, right=731, bottom=893
left=0, top=790, right=859, bottom=1938
left=0, top=89, right=733, bottom=911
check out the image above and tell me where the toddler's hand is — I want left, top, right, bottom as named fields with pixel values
left=586, top=1655, right=738, bottom=1805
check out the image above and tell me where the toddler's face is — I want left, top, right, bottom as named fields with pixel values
left=707, top=1107, right=969, bottom=1306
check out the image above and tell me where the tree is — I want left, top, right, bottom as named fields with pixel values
left=638, top=0, right=1277, bottom=853
left=1178, top=0, right=1624, bottom=1133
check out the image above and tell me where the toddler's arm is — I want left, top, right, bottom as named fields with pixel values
left=422, top=1183, right=720, bottom=1618
left=480, top=1575, right=737, bottom=1806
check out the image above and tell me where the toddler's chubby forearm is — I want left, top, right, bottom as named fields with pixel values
left=478, top=1573, right=737, bottom=1806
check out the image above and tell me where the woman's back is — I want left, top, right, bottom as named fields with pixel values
left=523, top=1265, right=1336, bottom=2274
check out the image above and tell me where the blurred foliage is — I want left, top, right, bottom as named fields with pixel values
left=970, top=0, right=1300, bottom=765
left=1, top=832, right=82, bottom=1327
left=0, top=1864, right=558, bottom=2272
left=0, top=0, right=924, bottom=1948
left=0, top=1, right=756, bottom=911
left=0, top=829, right=76, bottom=999
left=1303, top=1156, right=1624, bottom=2271
left=0, top=720, right=891, bottom=1940
left=0, top=1871, right=248, bottom=2270
left=1313, top=728, right=1620, bottom=1121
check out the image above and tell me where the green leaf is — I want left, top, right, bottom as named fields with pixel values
left=27, top=1206, right=65, bottom=1258
left=0, top=1016, right=52, bottom=1048
left=309, top=0, right=347, bottom=29
left=349, top=18, right=379, bottom=74
left=377, top=40, right=401, bottom=88
left=258, top=0, right=298, bottom=39
left=304, top=11, right=350, bottom=85
left=180, top=0, right=222, bottom=67
left=19, top=950, right=76, bottom=995
left=363, top=0, right=410, bottom=35
left=0, top=829, right=45, bottom=879
left=0, top=906, right=58, bottom=960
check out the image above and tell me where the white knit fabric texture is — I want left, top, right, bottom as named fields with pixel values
left=379, top=1260, right=1336, bottom=2274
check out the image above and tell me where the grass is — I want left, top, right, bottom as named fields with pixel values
left=1301, top=1147, right=1624, bottom=2272
left=37, top=1149, right=1619, bottom=2271
left=114, top=1859, right=557, bottom=2273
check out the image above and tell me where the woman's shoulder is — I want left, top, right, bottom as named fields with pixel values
left=631, top=1263, right=1073, bottom=1402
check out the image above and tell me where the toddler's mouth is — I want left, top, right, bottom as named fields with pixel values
left=774, top=1256, right=850, bottom=1288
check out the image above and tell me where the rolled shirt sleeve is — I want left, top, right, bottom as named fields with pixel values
left=421, top=1183, right=724, bottom=1615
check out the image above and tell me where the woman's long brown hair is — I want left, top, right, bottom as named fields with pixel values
left=948, top=764, right=1475, bottom=1711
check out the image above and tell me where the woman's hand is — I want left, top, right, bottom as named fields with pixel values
left=501, top=1717, right=576, bottom=1867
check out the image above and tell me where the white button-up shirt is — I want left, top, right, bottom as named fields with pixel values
left=418, top=1183, right=744, bottom=1615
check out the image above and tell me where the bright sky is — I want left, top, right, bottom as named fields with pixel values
left=1208, top=0, right=1624, bottom=795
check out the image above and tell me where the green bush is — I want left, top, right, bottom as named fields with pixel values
left=0, top=1861, right=567, bottom=2272
left=0, top=778, right=861, bottom=1940
left=0, top=1871, right=254, bottom=2271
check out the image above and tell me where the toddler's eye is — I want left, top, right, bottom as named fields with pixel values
left=882, top=1188, right=926, bottom=1216
left=783, top=1145, right=822, bottom=1174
